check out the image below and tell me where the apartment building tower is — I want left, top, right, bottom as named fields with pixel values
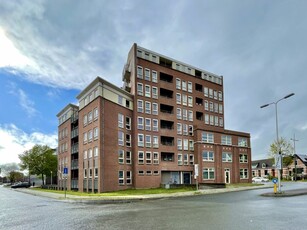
left=57, top=43, right=251, bottom=192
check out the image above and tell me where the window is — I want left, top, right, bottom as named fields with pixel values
left=137, top=83, right=143, bottom=96
left=118, top=95, right=123, bottom=105
left=238, top=137, right=248, bottom=147
left=178, top=154, right=183, bottom=165
left=204, top=101, right=209, bottom=111
left=126, top=134, right=131, bottom=147
left=137, top=100, right=143, bottom=113
left=126, top=117, right=131, bottom=130
left=83, top=150, right=88, bottom=159
left=182, top=81, right=187, bottom=91
left=94, top=147, right=98, bottom=157
left=83, top=115, right=88, bottom=126
left=177, top=108, right=182, bottom=119
left=184, top=154, right=188, bottom=165
left=219, top=117, right=224, bottom=127
left=118, top=150, right=124, bottom=164
left=177, top=139, right=182, bottom=150
left=202, top=132, right=214, bottom=143
left=94, top=108, right=98, bottom=120
left=222, top=135, right=232, bottom=145
left=182, top=94, right=187, bottom=106
left=209, top=88, right=213, bottom=98
left=204, top=87, right=208, bottom=97
left=152, top=70, right=158, bottom=83
left=153, top=152, right=159, bottom=164
left=126, top=171, right=132, bottom=184
left=203, top=168, right=215, bottom=180
left=138, top=134, right=144, bottom=147
left=205, top=114, right=209, bottom=124
left=137, top=66, right=143, bottom=79
left=214, top=103, right=218, bottom=113
left=94, top=168, right=98, bottom=177
left=145, top=101, right=151, bottom=114
left=189, top=140, right=194, bottom=151
left=88, top=130, right=93, bottom=142
left=187, top=81, right=192, bottom=93
left=83, top=132, right=88, bottom=144
left=240, top=169, right=248, bottom=179
left=188, top=125, right=193, bottom=136
left=145, top=85, right=151, bottom=97
left=183, top=124, right=188, bottom=136
left=118, top=131, right=124, bottom=146
left=118, top=113, right=124, bottom=128
left=177, top=123, right=182, bottom=135
left=188, top=96, right=193, bottom=107
left=119, top=171, right=124, bottom=185
left=94, top=127, right=98, bottom=140
left=145, top=68, right=150, bottom=81
left=138, top=151, right=144, bottom=164
left=202, top=151, right=214, bottom=161
left=146, top=151, right=152, bottom=164
left=219, top=104, right=223, bottom=114
left=152, top=87, right=158, bottom=99
left=176, top=78, right=181, bottom=89
left=145, top=118, right=151, bottom=131
left=84, top=96, right=88, bottom=106
left=182, top=109, right=187, bottom=120
left=189, top=154, right=194, bottom=165
left=145, top=135, right=151, bottom=148
left=214, top=90, right=218, bottom=100
left=137, top=117, right=144, bottom=130
left=84, top=168, right=87, bottom=178
left=126, top=151, right=131, bottom=164
left=240, top=154, right=248, bottom=163
left=138, top=170, right=144, bottom=175
left=222, top=152, right=232, bottom=162
left=176, top=93, right=181, bottom=104
left=188, top=110, right=193, bottom=121
left=152, top=103, right=158, bottom=115
left=218, top=91, right=223, bottom=101
left=214, top=116, right=219, bottom=126
left=209, top=102, right=213, bottom=112
left=153, top=119, right=158, bottom=131
left=153, top=136, right=159, bottom=148
left=183, top=139, right=188, bottom=150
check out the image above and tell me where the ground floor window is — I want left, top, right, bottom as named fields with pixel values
left=240, top=168, right=248, bottom=179
left=203, top=168, right=215, bottom=180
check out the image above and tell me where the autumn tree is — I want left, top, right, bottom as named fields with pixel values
left=9, top=171, right=24, bottom=183
left=268, top=137, right=294, bottom=166
left=19, top=145, right=57, bottom=185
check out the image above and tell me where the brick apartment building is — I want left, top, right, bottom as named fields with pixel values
left=57, top=43, right=252, bottom=192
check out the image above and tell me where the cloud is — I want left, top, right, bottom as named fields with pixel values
left=0, top=124, right=57, bottom=165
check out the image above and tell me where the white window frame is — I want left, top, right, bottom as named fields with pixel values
left=145, top=85, right=151, bottom=97
left=138, top=134, right=144, bottom=147
left=137, top=100, right=143, bottom=113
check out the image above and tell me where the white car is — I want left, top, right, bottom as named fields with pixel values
left=252, top=177, right=269, bottom=183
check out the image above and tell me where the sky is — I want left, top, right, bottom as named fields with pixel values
left=0, top=0, right=306, bottom=166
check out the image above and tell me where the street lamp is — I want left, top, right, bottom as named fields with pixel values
left=260, top=93, right=295, bottom=193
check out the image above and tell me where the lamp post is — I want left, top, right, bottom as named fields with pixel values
left=260, top=93, right=295, bottom=193
left=291, top=134, right=299, bottom=181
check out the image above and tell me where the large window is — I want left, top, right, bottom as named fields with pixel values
left=88, top=130, right=93, bottom=142
left=137, top=83, right=143, bottom=96
left=118, top=171, right=124, bottom=185
left=222, top=135, right=232, bottom=145
left=187, top=81, right=192, bottom=93
left=153, top=152, right=159, bottom=164
left=240, top=169, right=248, bottom=179
left=238, top=137, right=248, bottom=147
left=152, top=119, right=158, bottom=131
left=201, top=132, right=214, bottom=143
left=239, top=154, right=248, bottom=163
left=118, top=113, right=124, bottom=128
left=202, top=151, right=214, bottom=161
left=203, top=168, right=215, bottom=180
left=137, top=100, right=143, bottom=113
left=177, top=138, right=182, bottom=150
left=176, top=93, right=181, bottom=104
left=145, top=85, right=151, bottom=97
left=222, top=152, right=232, bottom=162
left=137, top=66, right=143, bottom=79
left=152, top=87, right=158, bottom=99
left=138, top=134, right=144, bottom=147
left=176, top=78, right=181, bottom=89
left=145, top=118, right=151, bottom=131
left=177, top=108, right=182, bottom=119
left=137, top=117, right=144, bottom=130
left=118, top=131, right=124, bottom=146
left=126, top=171, right=132, bottom=184
left=153, top=136, right=159, bottom=148
left=152, top=71, right=158, bottom=83
left=145, top=135, right=151, bottom=148
left=152, top=103, right=158, bottom=115
left=145, top=101, right=151, bottom=114
left=118, top=150, right=124, bottom=164
left=138, top=151, right=144, bottom=164
left=145, top=68, right=150, bottom=81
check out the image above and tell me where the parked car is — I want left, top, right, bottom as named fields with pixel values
left=11, top=182, right=31, bottom=188
left=252, top=177, right=269, bottom=183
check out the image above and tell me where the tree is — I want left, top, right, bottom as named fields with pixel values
left=9, top=171, right=24, bottom=183
left=268, top=137, right=294, bottom=166
left=19, top=145, right=57, bottom=185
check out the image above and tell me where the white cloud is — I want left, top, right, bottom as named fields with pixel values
left=0, top=124, right=57, bottom=165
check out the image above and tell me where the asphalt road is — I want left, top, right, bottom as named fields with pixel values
left=1, top=182, right=307, bottom=230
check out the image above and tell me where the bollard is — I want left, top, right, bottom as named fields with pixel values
left=274, top=183, right=277, bottom=194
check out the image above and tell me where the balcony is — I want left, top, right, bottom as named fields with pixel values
left=160, top=72, right=173, bottom=83
left=71, top=128, right=78, bottom=139
left=71, top=143, right=78, bottom=154
left=71, top=114, right=78, bottom=124
left=71, top=159, right=79, bottom=170
left=161, top=152, right=175, bottom=162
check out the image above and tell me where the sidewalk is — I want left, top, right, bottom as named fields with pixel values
left=14, top=184, right=274, bottom=204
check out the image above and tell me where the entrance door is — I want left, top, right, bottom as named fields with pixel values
left=224, top=169, right=230, bottom=184
left=183, top=172, right=191, bottom=184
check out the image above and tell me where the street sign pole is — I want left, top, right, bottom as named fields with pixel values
left=63, top=167, right=68, bottom=198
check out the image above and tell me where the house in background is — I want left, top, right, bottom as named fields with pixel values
left=252, top=154, right=307, bottom=180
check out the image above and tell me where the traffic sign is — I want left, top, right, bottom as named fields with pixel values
left=272, top=178, right=278, bottom=184
left=63, top=167, right=68, bottom=174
